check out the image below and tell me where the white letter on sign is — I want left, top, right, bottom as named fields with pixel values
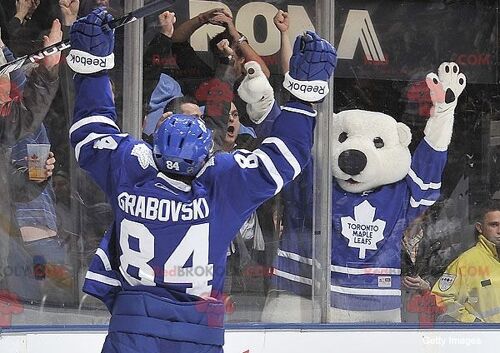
left=190, top=0, right=231, bottom=52
left=235, top=2, right=280, bottom=56
left=337, top=10, right=385, bottom=62
left=287, top=5, right=315, bottom=48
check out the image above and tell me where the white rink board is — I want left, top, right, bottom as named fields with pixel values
left=0, top=329, right=499, bottom=353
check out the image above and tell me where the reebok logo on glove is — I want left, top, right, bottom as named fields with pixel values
left=67, top=49, right=115, bottom=74
left=283, top=72, right=329, bottom=102
left=286, top=80, right=326, bottom=96
left=283, top=31, right=336, bottom=102
left=69, top=53, right=107, bottom=68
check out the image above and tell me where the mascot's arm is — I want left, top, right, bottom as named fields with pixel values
left=405, top=62, right=466, bottom=222
left=405, top=139, right=447, bottom=222
left=423, top=62, right=466, bottom=151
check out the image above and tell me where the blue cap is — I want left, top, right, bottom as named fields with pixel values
left=143, top=73, right=183, bottom=136
left=239, top=123, right=256, bottom=138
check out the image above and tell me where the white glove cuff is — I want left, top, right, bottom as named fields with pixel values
left=283, top=72, right=329, bottom=102
left=67, top=49, right=115, bottom=74
left=247, top=98, right=275, bottom=124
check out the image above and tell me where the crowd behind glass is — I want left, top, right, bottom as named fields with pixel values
left=0, top=0, right=498, bottom=326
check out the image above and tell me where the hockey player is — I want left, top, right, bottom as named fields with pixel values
left=67, top=7, right=336, bottom=353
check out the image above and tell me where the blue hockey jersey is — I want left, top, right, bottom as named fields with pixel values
left=273, top=120, right=447, bottom=312
left=70, top=72, right=316, bottom=351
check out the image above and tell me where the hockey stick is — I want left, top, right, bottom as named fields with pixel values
left=0, top=0, right=175, bottom=75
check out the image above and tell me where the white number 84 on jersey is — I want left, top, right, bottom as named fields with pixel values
left=119, top=219, right=213, bottom=296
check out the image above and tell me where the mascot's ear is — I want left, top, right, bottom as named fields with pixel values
left=397, top=122, right=412, bottom=147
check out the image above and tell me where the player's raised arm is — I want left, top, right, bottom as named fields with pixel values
left=67, top=7, right=116, bottom=118
left=202, top=31, right=336, bottom=221
left=67, top=8, right=122, bottom=192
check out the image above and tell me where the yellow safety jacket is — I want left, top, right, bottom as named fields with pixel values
left=432, top=235, right=500, bottom=323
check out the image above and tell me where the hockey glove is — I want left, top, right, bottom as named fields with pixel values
left=283, top=31, right=336, bottom=103
left=67, top=7, right=115, bottom=74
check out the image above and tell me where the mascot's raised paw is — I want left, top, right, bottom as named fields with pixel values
left=424, top=62, right=466, bottom=150
left=426, top=62, right=466, bottom=115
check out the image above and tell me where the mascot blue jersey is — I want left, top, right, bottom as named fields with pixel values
left=272, top=111, right=448, bottom=312
left=70, top=73, right=316, bottom=350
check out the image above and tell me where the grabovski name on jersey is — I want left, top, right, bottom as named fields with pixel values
left=117, top=192, right=209, bottom=222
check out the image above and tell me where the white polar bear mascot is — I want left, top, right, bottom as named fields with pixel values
left=238, top=61, right=466, bottom=323
left=325, top=62, right=466, bottom=322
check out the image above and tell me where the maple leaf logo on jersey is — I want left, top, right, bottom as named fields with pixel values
left=131, top=144, right=157, bottom=170
left=341, top=200, right=386, bottom=259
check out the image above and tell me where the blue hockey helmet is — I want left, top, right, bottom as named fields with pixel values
left=153, top=114, right=213, bottom=176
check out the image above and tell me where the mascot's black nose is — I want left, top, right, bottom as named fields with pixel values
left=338, top=149, right=367, bottom=175
left=445, top=88, right=456, bottom=104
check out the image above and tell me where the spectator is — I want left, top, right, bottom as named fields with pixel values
left=402, top=215, right=432, bottom=286
left=273, top=10, right=292, bottom=75
left=432, top=200, right=500, bottom=323
left=221, top=102, right=242, bottom=152
left=0, top=3, right=12, bottom=45
left=141, top=72, right=183, bottom=144
left=401, top=212, right=460, bottom=323
left=44, top=0, right=79, bottom=171
left=163, top=96, right=203, bottom=119
left=59, top=0, right=79, bottom=33
left=9, top=124, right=73, bottom=306
left=142, top=69, right=256, bottom=152
left=222, top=69, right=287, bottom=319
left=4, top=34, right=60, bottom=251
left=3, top=0, right=60, bottom=56
left=163, top=8, right=269, bottom=96
left=0, top=19, right=70, bottom=305
left=0, top=21, right=61, bottom=198
left=0, top=21, right=60, bottom=286
left=0, top=1, right=79, bottom=173
left=143, top=10, right=175, bottom=108
left=0, top=148, right=57, bottom=292
left=144, top=9, right=269, bottom=153
left=78, top=0, right=118, bottom=18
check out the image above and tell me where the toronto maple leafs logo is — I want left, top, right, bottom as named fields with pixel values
left=341, top=200, right=386, bottom=259
left=131, top=144, right=157, bottom=170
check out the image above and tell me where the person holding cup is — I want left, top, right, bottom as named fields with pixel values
left=0, top=19, right=63, bottom=300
